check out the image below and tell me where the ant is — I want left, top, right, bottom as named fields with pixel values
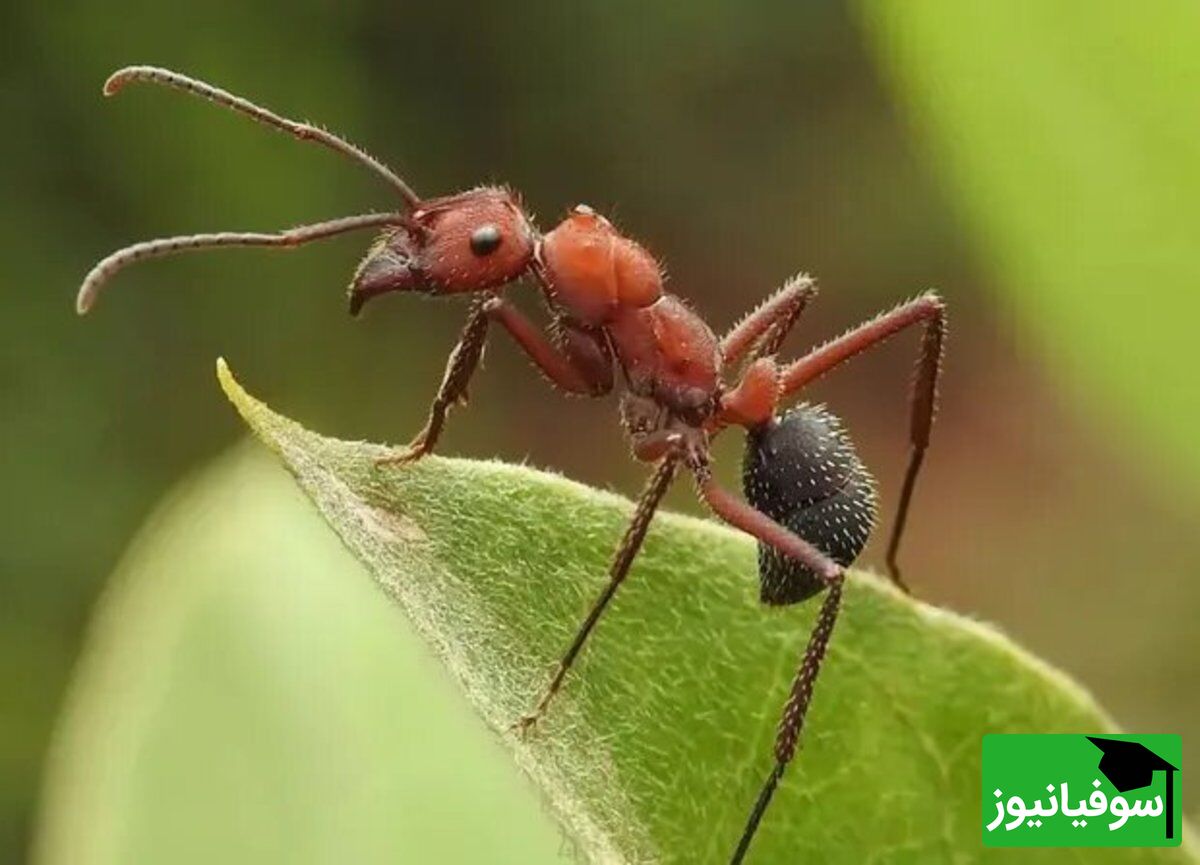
left=77, top=66, right=946, bottom=864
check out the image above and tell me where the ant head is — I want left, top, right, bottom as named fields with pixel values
left=349, top=187, right=536, bottom=314
left=538, top=204, right=663, bottom=326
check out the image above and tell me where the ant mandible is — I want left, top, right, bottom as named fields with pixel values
left=77, top=66, right=946, bottom=865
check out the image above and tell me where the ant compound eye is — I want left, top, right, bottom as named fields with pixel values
left=469, top=224, right=503, bottom=257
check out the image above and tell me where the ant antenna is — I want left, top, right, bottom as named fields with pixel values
left=76, top=212, right=408, bottom=314
left=104, top=66, right=420, bottom=208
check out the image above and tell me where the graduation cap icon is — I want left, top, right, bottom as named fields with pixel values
left=1087, top=737, right=1179, bottom=840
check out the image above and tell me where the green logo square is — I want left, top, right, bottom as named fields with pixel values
left=982, top=734, right=1181, bottom=847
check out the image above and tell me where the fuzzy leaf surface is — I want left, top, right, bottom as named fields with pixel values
left=218, top=358, right=1185, bottom=865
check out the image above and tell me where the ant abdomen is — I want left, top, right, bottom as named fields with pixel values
left=742, top=405, right=877, bottom=606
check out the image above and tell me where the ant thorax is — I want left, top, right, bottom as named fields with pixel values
left=606, top=295, right=723, bottom=420
left=619, top=392, right=710, bottom=464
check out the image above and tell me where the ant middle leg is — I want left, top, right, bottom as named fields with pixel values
left=710, top=275, right=819, bottom=431
left=720, top=274, right=818, bottom=366
left=778, top=292, right=946, bottom=591
left=514, top=455, right=679, bottom=733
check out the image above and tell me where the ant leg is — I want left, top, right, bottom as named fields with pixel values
left=695, top=470, right=842, bottom=586
left=514, top=456, right=679, bottom=733
left=779, top=292, right=946, bottom=591
left=713, top=356, right=780, bottom=430
left=720, top=275, right=817, bottom=365
left=377, top=296, right=613, bottom=466
left=692, top=470, right=844, bottom=865
left=483, top=298, right=613, bottom=397
left=731, top=584, right=843, bottom=865
left=377, top=296, right=491, bottom=466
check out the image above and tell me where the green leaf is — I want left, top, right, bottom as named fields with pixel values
left=211, top=358, right=1188, bottom=864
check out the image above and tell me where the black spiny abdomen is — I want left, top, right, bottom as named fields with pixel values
left=742, top=405, right=877, bottom=606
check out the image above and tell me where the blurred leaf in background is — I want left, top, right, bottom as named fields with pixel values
left=851, top=0, right=1200, bottom=773
left=34, top=445, right=571, bottom=865
left=858, top=0, right=1200, bottom=497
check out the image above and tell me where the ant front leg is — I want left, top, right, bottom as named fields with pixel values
left=514, top=455, right=678, bottom=734
left=720, top=275, right=817, bottom=366
left=779, top=292, right=946, bottom=591
left=377, top=297, right=491, bottom=466
left=692, top=468, right=845, bottom=865
left=377, top=296, right=613, bottom=466
left=483, top=298, right=614, bottom=398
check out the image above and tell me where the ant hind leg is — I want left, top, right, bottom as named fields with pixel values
left=777, top=293, right=946, bottom=591
left=691, top=470, right=846, bottom=865
left=731, top=581, right=843, bottom=865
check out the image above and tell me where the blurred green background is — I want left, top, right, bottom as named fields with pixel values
left=4, top=1, right=1198, bottom=862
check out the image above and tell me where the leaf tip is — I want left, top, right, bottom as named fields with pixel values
left=215, top=357, right=275, bottom=444
left=215, top=356, right=244, bottom=410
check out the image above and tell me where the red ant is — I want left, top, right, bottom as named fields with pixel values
left=77, top=67, right=946, bottom=864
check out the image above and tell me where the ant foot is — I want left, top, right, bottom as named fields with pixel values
left=510, top=711, right=542, bottom=738
left=374, top=445, right=427, bottom=468
left=885, top=565, right=912, bottom=595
